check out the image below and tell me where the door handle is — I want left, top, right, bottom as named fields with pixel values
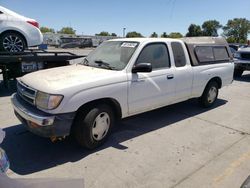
left=167, top=74, right=174, bottom=79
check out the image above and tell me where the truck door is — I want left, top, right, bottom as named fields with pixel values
left=128, top=42, right=176, bottom=115
left=171, top=42, right=193, bottom=101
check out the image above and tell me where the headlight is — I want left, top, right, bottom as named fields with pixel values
left=234, top=52, right=241, bottom=59
left=36, top=91, right=63, bottom=110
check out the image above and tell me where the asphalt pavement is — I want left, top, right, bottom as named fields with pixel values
left=0, top=57, right=250, bottom=188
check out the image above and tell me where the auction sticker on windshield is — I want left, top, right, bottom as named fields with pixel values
left=121, top=42, right=138, bottom=48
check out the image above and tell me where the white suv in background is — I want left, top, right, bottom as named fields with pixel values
left=0, top=6, right=43, bottom=52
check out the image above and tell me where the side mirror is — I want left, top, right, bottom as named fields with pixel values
left=132, top=63, right=152, bottom=73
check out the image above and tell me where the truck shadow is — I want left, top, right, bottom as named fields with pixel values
left=0, top=80, right=17, bottom=97
left=2, top=98, right=227, bottom=175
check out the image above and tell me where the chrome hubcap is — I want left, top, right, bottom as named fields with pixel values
left=207, top=86, right=217, bottom=103
left=92, top=112, right=110, bottom=141
left=3, top=35, right=24, bottom=52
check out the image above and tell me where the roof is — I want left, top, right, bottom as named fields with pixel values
left=110, top=38, right=181, bottom=43
left=109, top=37, right=228, bottom=45
left=181, top=37, right=228, bottom=45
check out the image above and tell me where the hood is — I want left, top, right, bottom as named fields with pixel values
left=20, top=64, right=123, bottom=93
left=238, top=47, right=250, bottom=53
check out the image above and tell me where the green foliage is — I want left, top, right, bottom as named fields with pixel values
left=168, top=32, right=183, bottom=38
left=40, top=27, right=55, bottom=33
left=226, top=37, right=236, bottom=43
left=126, top=31, right=143, bottom=38
left=161, top=32, right=169, bottom=38
left=202, top=20, right=222, bottom=36
left=95, top=31, right=117, bottom=37
left=186, top=24, right=203, bottom=37
left=95, top=31, right=110, bottom=36
left=223, top=18, right=250, bottom=43
left=150, top=32, right=158, bottom=38
left=58, top=27, right=76, bottom=35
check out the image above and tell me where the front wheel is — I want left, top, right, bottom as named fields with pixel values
left=199, top=81, right=219, bottom=108
left=0, top=32, right=26, bottom=52
left=73, top=104, right=114, bottom=149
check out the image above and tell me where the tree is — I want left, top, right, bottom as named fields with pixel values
left=161, top=32, right=169, bottom=38
left=168, top=32, right=183, bottom=38
left=58, top=27, right=76, bottom=35
left=202, top=20, right=222, bottom=36
left=95, top=31, right=110, bottom=36
left=40, top=27, right=55, bottom=33
left=186, top=24, right=203, bottom=37
left=223, top=18, right=250, bottom=43
left=95, top=32, right=117, bottom=37
left=126, top=31, right=143, bottom=38
left=226, top=36, right=236, bottom=43
left=150, top=32, right=158, bottom=38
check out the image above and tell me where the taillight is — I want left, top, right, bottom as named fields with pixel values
left=27, top=20, right=39, bottom=28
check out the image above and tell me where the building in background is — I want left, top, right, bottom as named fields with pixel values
left=43, top=33, right=118, bottom=48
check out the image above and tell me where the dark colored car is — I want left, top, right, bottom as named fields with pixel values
left=234, top=46, right=250, bottom=77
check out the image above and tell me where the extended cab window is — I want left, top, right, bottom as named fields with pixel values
left=213, top=47, right=229, bottom=61
left=195, top=46, right=230, bottom=64
left=195, top=46, right=214, bottom=63
left=171, top=42, right=186, bottom=67
left=136, top=43, right=170, bottom=70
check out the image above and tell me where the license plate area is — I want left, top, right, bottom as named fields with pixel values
left=21, top=62, right=44, bottom=73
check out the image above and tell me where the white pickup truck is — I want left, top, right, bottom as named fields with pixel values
left=11, top=37, right=234, bottom=149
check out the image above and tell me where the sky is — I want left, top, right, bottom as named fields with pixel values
left=1, top=0, right=250, bottom=37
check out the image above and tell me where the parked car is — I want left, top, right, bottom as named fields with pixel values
left=11, top=37, right=234, bottom=149
left=0, top=6, right=43, bottom=52
left=59, top=37, right=93, bottom=48
left=233, top=46, right=250, bottom=77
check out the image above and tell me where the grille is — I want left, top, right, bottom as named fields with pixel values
left=241, top=53, right=250, bottom=60
left=17, top=81, right=37, bottom=105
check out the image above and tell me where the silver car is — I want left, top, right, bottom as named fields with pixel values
left=0, top=6, right=43, bottom=52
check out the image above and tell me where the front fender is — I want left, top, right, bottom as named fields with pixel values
left=57, top=82, right=128, bottom=118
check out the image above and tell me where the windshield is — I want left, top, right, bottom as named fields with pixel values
left=84, top=41, right=139, bottom=70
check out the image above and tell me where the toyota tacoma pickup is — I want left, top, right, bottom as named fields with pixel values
left=233, top=46, right=250, bottom=77
left=11, top=37, right=234, bottom=149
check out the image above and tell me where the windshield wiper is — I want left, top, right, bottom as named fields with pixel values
left=94, top=60, right=115, bottom=70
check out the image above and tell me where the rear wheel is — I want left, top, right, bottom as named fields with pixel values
left=73, top=104, right=114, bottom=149
left=0, top=32, right=26, bottom=52
left=199, top=81, right=219, bottom=108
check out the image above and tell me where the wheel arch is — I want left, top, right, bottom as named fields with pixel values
left=75, top=98, right=122, bottom=121
left=206, top=77, right=222, bottom=89
left=0, top=30, right=28, bottom=47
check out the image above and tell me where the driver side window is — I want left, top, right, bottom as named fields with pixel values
left=136, top=43, right=170, bottom=70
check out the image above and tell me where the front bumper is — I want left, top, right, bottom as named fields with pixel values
left=234, top=59, right=250, bottom=70
left=11, top=93, right=75, bottom=138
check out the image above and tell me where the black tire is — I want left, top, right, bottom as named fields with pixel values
left=73, top=104, right=114, bottom=149
left=199, top=81, right=219, bottom=108
left=234, top=69, right=244, bottom=78
left=0, top=32, right=26, bottom=52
